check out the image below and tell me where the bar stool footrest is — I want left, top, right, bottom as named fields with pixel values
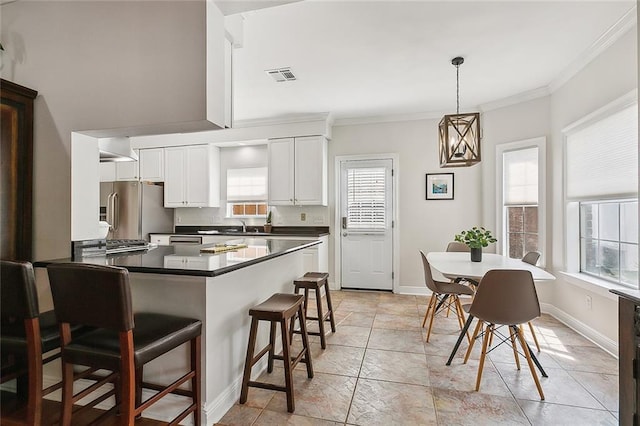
left=248, top=381, right=287, bottom=393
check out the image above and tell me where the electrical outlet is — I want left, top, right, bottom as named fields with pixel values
left=300, top=213, right=306, bottom=221
left=585, top=295, right=592, bottom=310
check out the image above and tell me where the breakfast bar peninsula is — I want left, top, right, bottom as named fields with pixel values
left=35, top=237, right=319, bottom=424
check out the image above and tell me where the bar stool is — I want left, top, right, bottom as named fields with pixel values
left=292, top=272, right=336, bottom=349
left=0, top=260, right=89, bottom=426
left=240, top=293, right=313, bottom=413
left=47, top=263, right=202, bottom=426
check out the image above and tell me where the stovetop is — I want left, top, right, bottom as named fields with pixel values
left=106, top=239, right=151, bottom=254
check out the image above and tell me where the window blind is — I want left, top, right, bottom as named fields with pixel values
left=566, top=104, right=638, bottom=200
left=226, top=167, right=268, bottom=201
left=503, top=147, right=539, bottom=205
left=346, top=167, right=386, bottom=229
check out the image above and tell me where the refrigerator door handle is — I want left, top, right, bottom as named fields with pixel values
left=106, top=193, right=114, bottom=230
left=112, top=192, right=119, bottom=231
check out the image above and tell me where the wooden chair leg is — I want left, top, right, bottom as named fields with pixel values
left=191, top=335, right=202, bottom=426
left=24, top=318, right=43, bottom=426
left=426, top=294, right=439, bottom=342
left=280, top=319, right=295, bottom=413
left=509, top=326, right=521, bottom=370
left=464, top=319, right=483, bottom=364
left=475, top=324, right=493, bottom=391
left=119, top=331, right=136, bottom=426
left=515, top=326, right=545, bottom=400
left=324, top=281, right=337, bottom=332
left=59, top=360, right=74, bottom=426
left=422, top=294, right=434, bottom=328
left=528, top=321, right=541, bottom=352
left=240, top=318, right=259, bottom=404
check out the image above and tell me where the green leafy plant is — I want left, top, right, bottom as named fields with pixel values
left=454, top=226, right=497, bottom=249
left=265, top=211, right=272, bottom=224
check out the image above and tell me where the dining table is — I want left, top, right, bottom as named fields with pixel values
left=426, top=251, right=556, bottom=374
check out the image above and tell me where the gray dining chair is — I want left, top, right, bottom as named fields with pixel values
left=420, top=251, right=474, bottom=342
left=463, top=269, right=545, bottom=400
left=446, top=241, right=470, bottom=252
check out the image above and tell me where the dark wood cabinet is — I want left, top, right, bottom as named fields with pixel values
left=611, top=288, right=640, bottom=426
left=1, top=79, right=37, bottom=261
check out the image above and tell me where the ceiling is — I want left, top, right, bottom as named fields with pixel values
left=226, top=0, right=636, bottom=124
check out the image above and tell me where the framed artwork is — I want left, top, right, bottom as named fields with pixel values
left=426, top=173, right=454, bottom=200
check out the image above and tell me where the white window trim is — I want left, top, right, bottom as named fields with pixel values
left=495, top=137, right=547, bottom=266
left=562, top=89, right=638, bottom=289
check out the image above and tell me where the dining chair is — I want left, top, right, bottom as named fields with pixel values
left=521, top=251, right=542, bottom=351
left=446, top=241, right=470, bottom=252
left=420, top=251, right=473, bottom=342
left=463, top=269, right=545, bottom=400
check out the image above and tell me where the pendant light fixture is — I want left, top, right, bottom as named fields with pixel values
left=438, top=56, right=481, bottom=167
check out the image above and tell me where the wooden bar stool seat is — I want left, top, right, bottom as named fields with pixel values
left=47, top=263, right=202, bottom=426
left=240, top=293, right=313, bottom=413
left=292, top=272, right=336, bottom=349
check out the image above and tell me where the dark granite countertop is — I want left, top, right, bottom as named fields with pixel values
left=168, top=225, right=329, bottom=237
left=34, top=238, right=320, bottom=278
left=610, top=288, right=640, bottom=304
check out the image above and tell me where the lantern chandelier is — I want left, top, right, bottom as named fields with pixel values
left=438, top=56, right=481, bottom=167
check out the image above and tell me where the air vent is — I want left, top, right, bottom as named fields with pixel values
left=266, top=67, right=297, bottom=82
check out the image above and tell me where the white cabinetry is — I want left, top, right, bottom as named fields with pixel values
left=268, top=136, right=327, bottom=206
left=115, top=150, right=140, bottom=181
left=164, top=145, right=220, bottom=207
left=139, top=148, right=164, bottom=182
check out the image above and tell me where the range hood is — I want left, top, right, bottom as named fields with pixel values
left=99, top=137, right=138, bottom=162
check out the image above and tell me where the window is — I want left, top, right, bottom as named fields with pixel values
left=496, top=138, right=545, bottom=262
left=226, top=167, right=268, bottom=218
left=346, top=167, right=386, bottom=230
left=564, top=92, right=638, bottom=287
left=579, top=200, right=638, bottom=286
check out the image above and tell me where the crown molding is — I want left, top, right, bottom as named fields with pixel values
left=233, top=112, right=331, bottom=128
left=549, top=4, right=637, bottom=93
left=479, top=86, right=551, bottom=113
left=333, top=110, right=445, bottom=127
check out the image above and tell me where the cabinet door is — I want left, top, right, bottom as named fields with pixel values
left=294, top=136, right=327, bottom=205
left=302, top=248, right=318, bottom=272
left=185, top=145, right=210, bottom=207
left=164, top=147, right=186, bottom=207
left=139, top=148, right=164, bottom=182
left=99, top=162, right=116, bottom=182
left=268, top=138, right=295, bottom=205
left=116, top=150, right=139, bottom=181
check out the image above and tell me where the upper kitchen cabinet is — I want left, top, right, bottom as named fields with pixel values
left=268, top=136, right=328, bottom=206
left=115, top=151, right=139, bottom=181
left=164, top=144, right=220, bottom=207
left=139, top=148, right=164, bottom=182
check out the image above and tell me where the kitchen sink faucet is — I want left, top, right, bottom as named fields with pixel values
left=239, top=219, right=247, bottom=233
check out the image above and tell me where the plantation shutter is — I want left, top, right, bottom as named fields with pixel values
left=346, top=167, right=386, bottom=230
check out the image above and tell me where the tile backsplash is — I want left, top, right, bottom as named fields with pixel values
left=174, top=205, right=329, bottom=227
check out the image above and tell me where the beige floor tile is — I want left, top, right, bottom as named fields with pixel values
left=373, top=312, right=422, bottom=330
left=360, top=348, right=430, bottom=386
left=335, top=299, right=379, bottom=313
left=324, top=325, right=371, bottom=347
left=518, top=399, right=617, bottom=425
left=427, top=355, right=513, bottom=398
left=266, top=371, right=356, bottom=423
left=308, top=343, right=365, bottom=377
left=547, top=345, right=618, bottom=374
left=494, top=361, right=604, bottom=408
left=569, top=370, right=619, bottom=411
left=433, top=387, right=529, bottom=425
left=238, top=387, right=275, bottom=409
left=347, top=378, right=437, bottom=425
left=367, top=328, right=426, bottom=354
left=253, top=409, right=343, bottom=425
left=336, top=311, right=376, bottom=328
left=217, top=404, right=262, bottom=426
left=377, top=301, right=420, bottom=317
left=378, top=293, right=419, bottom=305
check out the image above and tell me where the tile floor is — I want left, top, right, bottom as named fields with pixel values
left=217, top=290, right=619, bottom=425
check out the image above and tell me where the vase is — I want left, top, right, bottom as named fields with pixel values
left=470, top=247, right=482, bottom=262
left=264, top=224, right=272, bottom=233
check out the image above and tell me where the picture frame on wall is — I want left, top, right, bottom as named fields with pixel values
left=426, top=173, right=454, bottom=200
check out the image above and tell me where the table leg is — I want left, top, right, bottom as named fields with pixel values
left=446, top=314, right=474, bottom=366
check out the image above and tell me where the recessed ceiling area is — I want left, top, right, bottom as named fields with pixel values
left=229, top=0, right=636, bottom=124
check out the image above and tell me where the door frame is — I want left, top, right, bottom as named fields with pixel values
left=334, top=153, right=400, bottom=292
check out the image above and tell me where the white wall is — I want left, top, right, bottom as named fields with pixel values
left=1, top=1, right=207, bottom=260
left=330, top=119, right=483, bottom=288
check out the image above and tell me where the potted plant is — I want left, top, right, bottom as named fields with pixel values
left=454, top=226, right=497, bottom=262
left=264, top=211, right=273, bottom=233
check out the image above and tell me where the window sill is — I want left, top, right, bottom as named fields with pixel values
left=559, top=271, right=631, bottom=301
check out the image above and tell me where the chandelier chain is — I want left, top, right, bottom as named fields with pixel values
left=456, top=63, right=460, bottom=115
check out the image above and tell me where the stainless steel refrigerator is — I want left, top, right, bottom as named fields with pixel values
left=99, top=181, right=173, bottom=240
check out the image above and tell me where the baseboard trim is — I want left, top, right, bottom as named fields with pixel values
left=540, top=302, right=618, bottom=358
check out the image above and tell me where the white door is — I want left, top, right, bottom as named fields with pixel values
left=340, top=159, right=393, bottom=290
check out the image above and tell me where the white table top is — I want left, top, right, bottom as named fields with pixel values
left=426, top=252, right=556, bottom=281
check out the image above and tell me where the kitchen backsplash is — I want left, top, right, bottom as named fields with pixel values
left=174, top=205, right=329, bottom=227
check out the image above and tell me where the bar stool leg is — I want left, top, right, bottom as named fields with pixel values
left=324, top=281, right=337, bottom=333
left=315, top=286, right=327, bottom=349
left=297, top=305, right=314, bottom=378
left=240, top=318, right=259, bottom=404
left=280, top=319, right=295, bottom=413
left=268, top=321, right=276, bottom=373
left=191, top=335, right=202, bottom=426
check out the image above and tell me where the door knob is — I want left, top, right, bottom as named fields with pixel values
left=343, top=232, right=347, bottom=237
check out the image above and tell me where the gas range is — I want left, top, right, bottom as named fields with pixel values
left=106, top=239, right=152, bottom=254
